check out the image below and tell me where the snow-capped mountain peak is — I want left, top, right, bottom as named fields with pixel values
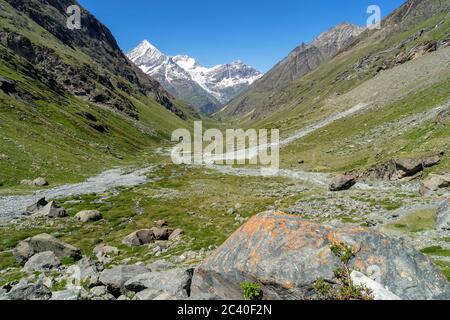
left=127, top=40, right=163, bottom=63
left=127, top=40, right=263, bottom=113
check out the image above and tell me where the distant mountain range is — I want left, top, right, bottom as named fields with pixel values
left=127, top=40, right=262, bottom=114
left=218, top=22, right=364, bottom=118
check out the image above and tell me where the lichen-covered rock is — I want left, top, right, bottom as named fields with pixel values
left=191, top=211, right=450, bottom=300
left=13, top=233, right=82, bottom=265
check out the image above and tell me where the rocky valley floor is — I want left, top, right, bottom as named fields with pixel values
left=0, top=152, right=448, bottom=300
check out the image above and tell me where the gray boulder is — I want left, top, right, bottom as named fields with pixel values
left=191, top=211, right=450, bottom=300
left=99, top=265, right=149, bottom=296
left=169, top=229, right=184, bottom=241
left=89, top=286, right=115, bottom=300
left=421, top=173, right=450, bottom=195
left=151, top=227, right=170, bottom=241
left=436, top=198, right=450, bottom=231
left=6, top=280, right=51, bottom=300
left=329, top=174, right=356, bottom=191
left=50, top=288, right=87, bottom=300
left=124, top=268, right=194, bottom=299
left=122, top=229, right=155, bottom=247
left=24, top=198, right=48, bottom=216
left=75, top=210, right=102, bottom=222
left=32, top=201, right=67, bottom=218
left=350, top=271, right=401, bottom=300
left=93, top=244, right=119, bottom=257
left=13, top=233, right=82, bottom=265
left=65, top=258, right=102, bottom=288
left=33, top=177, right=49, bottom=187
left=23, top=251, right=61, bottom=272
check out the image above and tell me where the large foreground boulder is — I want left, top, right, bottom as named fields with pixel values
left=13, top=233, right=82, bottom=265
left=191, top=211, right=450, bottom=300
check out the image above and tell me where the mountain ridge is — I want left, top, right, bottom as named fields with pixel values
left=127, top=40, right=262, bottom=114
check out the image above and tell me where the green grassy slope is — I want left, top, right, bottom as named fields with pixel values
left=218, top=0, right=450, bottom=174
left=0, top=0, right=211, bottom=189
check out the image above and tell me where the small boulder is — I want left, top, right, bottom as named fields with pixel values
left=13, top=233, right=82, bottom=265
left=33, top=177, right=49, bottom=187
left=154, top=220, right=168, bottom=227
left=436, top=198, right=450, bottom=231
left=151, top=227, right=170, bottom=241
left=33, top=201, right=67, bottom=218
left=169, top=228, right=184, bottom=241
left=89, top=285, right=115, bottom=300
left=99, top=265, right=149, bottom=296
left=50, top=288, right=87, bottom=301
left=420, top=173, right=450, bottom=195
left=24, top=198, right=48, bottom=216
left=23, top=251, right=61, bottom=272
left=122, top=229, right=155, bottom=247
left=329, top=174, right=356, bottom=191
left=124, top=268, right=194, bottom=299
left=6, top=280, right=52, bottom=300
left=75, top=210, right=102, bottom=223
left=65, top=258, right=102, bottom=288
left=93, top=244, right=119, bottom=257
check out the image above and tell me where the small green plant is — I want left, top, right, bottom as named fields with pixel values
left=313, top=242, right=373, bottom=300
left=51, top=279, right=67, bottom=292
left=240, top=282, right=263, bottom=301
left=60, top=256, right=76, bottom=266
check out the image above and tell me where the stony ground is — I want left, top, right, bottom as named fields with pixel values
left=0, top=153, right=448, bottom=300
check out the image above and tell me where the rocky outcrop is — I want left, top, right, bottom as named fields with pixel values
left=360, top=155, right=442, bottom=181
left=191, top=211, right=450, bottom=300
left=13, top=233, right=82, bottom=265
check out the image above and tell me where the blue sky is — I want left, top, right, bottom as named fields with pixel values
left=78, top=0, right=406, bottom=72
